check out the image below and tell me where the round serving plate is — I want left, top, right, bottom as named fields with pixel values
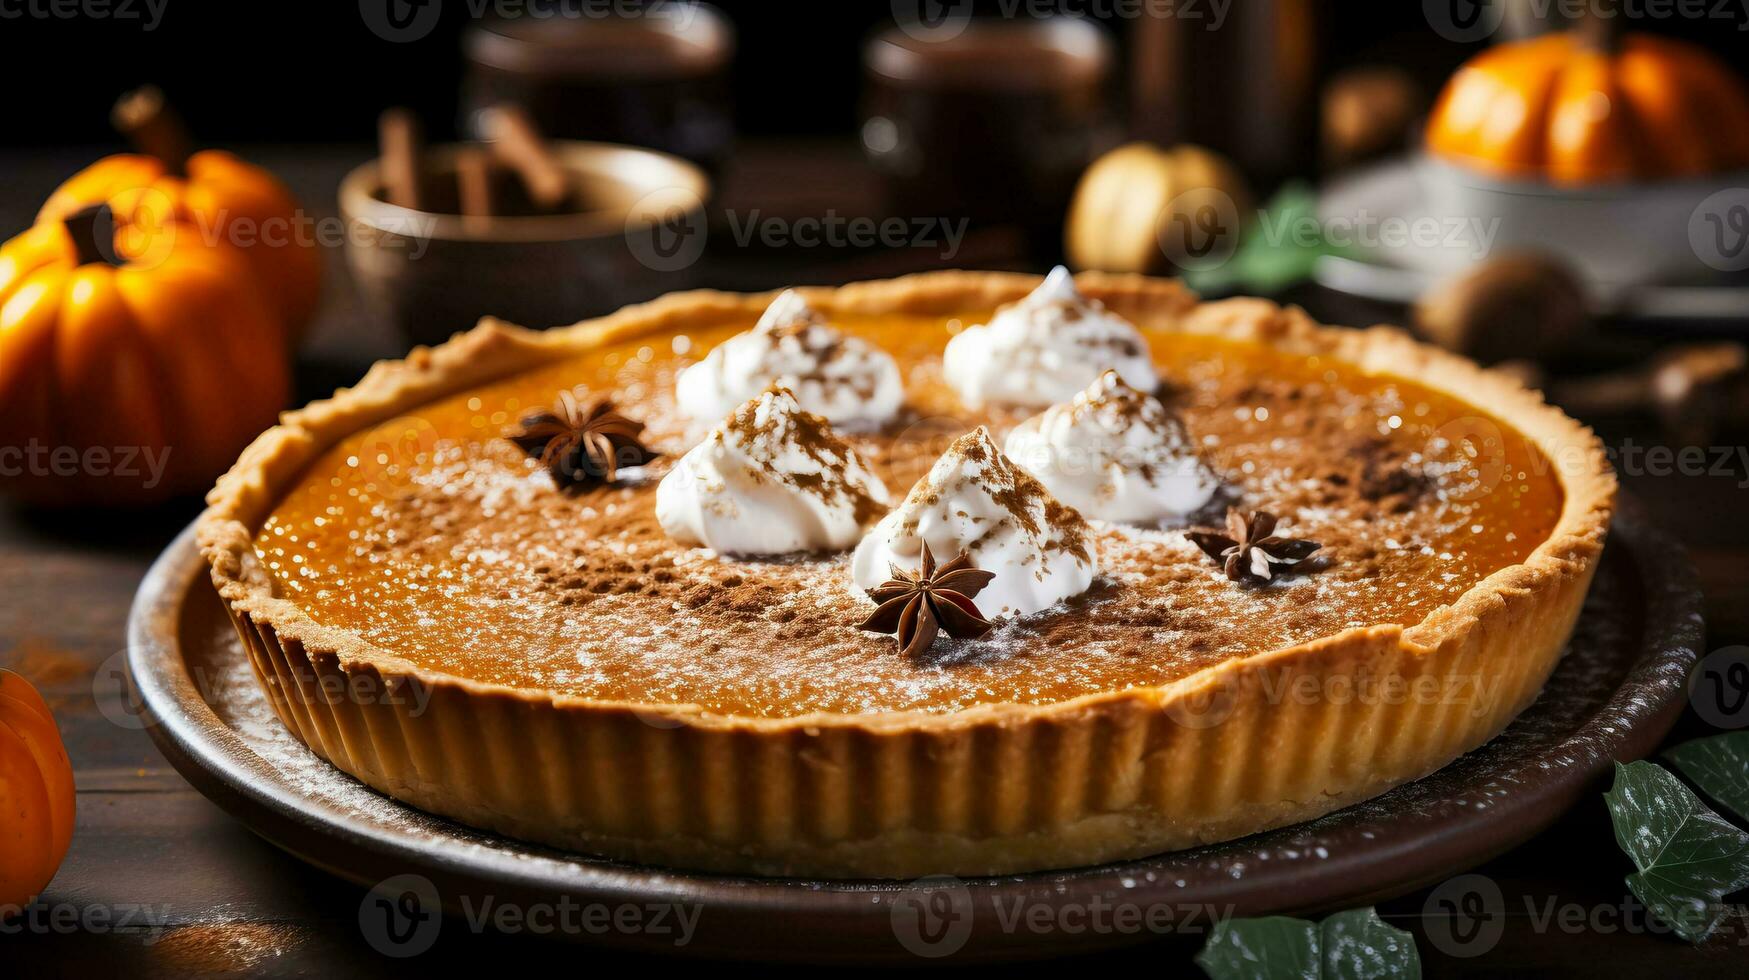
left=128, top=498, right=1702, bottom=963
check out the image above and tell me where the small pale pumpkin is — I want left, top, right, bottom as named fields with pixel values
left=1066, top=142, right=1252, bottom=275
left=0, top=202, right=289, bottom=505
left=38, top=87, right=323, bottom=339
left=1427, top=27, right=1749, bottom=183
left=0, top=668, right=75, bottom=913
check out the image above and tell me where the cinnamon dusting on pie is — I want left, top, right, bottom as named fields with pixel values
left=251, top=313, right=1567, bottom=717
left=720, top=384, right=885, bottom=525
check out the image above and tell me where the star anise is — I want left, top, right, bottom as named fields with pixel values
left=1186, top=509, right=1321, bottom=585
left=505, top=389, right=658, bottom=490
left=856, top=544, right=996, bottom=657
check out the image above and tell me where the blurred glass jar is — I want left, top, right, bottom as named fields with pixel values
left=461, top=5, right=735, bottom=178
left=861, top=18, right=1115, bottom=252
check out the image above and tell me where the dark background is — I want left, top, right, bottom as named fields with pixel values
left=3, top=0, right=1743, bottom=151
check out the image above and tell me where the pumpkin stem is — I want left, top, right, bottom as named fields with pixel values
left=64, top=204, right=125, bottom=268
left=1575, top=11, right=1622, bottom=55
left=112, top=86, right=192, bottom=177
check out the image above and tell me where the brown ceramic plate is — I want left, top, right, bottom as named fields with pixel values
left=126, top=497, right=1701, bottom=962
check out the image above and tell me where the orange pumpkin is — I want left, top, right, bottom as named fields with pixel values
left=0, top=668, right=75, bottom=914
left=0, top=201, right=289, bottom=505
left=38, top=87, right=322, bottom=339
left=1427, top=28, right=1749, bottom=183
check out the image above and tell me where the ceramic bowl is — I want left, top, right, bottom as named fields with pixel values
left=340, top=141, right=710, bottom=347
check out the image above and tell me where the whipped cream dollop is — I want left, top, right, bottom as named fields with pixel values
left=1004, top=370, right=1219, bottom=524
left=675, top=290, right=904, bottom=428
left=657, top=386, right=890, bottom=556
left=943, top=266, right=1158, bottom=409
left=852, top=426, right=1096, bottom=617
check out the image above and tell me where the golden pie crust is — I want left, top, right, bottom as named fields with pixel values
left=199, top=271, right=1616, bottom=878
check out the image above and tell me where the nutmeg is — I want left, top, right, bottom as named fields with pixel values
left=1321, top=67, right=1421, bottom=171
left=1413, top=254, right=1590, bottom=364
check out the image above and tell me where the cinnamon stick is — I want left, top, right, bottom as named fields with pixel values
left=455, top=146, right=496, bottom=232
left=379, top=108, right=424, bottom=210
left=480, top=105, right=570, bottom=211
left=112, top=86, right=193, bottom=176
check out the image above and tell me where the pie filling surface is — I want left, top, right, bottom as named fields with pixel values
left=254, top=310, right=1563, bottom=718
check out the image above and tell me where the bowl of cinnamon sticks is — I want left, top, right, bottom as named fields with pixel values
left=340, top=105, right=710, bottom=346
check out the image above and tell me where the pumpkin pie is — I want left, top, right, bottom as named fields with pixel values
left=199, top=270, right=1615, bottom=878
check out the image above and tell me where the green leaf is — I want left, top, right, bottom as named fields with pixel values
left=1195, top=907, right=1419, bottom=980
left=1666, top=732, right=1749, bottom=823
left=1604, top=760, right=1749, bottom=942
left=1320, top=909, right=1421, bottom=980
left=1182, top=182, right=1334, bottom=298
left=1198, top=916, right=1319, bottom=980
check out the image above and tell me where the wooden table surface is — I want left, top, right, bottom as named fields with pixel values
left=3, top=145, right=1748, bottom=977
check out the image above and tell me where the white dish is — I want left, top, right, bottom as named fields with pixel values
left=1317, top=159, right=1749, bottom=322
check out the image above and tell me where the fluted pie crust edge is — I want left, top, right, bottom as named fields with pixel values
left=198, top=271, right=1617, bottom=878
